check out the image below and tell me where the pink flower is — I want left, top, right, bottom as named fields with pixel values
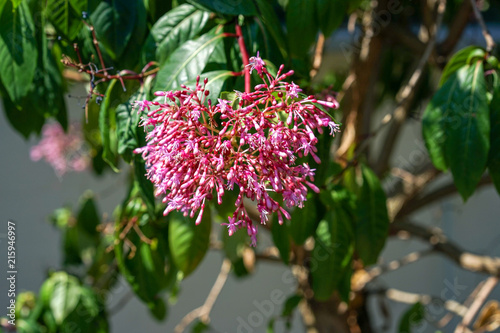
left=247, top=51, right=266, bottom=74
left=30, top=123, right=90, bottom=176
left=135, top=56, right=340, bottom=245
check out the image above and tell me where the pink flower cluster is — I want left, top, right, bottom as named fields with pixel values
left=135, top=55, right=340, bottom=246
left=30, top=123, right=90, bottom=176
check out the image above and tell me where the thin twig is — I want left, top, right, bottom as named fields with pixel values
left=354, top=250, right=434, bottom=291
left=174, top=259, right=232, bottom=333
left=310, top=33, right=325, bottom=79
left=369, top=287, right=468, bottom=317
left=395, top=175, right=493, bottom=219
left=469, top=0, right=496, bottom=53
left=392, top=220, right=500, bottom=277
left=455, top=277, right=499, bottom=333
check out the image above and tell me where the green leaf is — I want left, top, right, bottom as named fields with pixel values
left=316, top=0, right=347, bottom=36
left=46, top=273, right=81, bottom=325
left=115, top=87, right=146, bottom=162
left=281, top=294, right=302, bottom=317
left=489, top=81, right=500, bottom=194
left=423, top=61, right=491, bottom=195
left=254, top=0, right=288, bottom=60
left=0, top=0, right=37, bottom=102
left=191, top=320, right=210, bottom=333
left=10, top=0, right=22, bottom=9
left=1, top=83, right=45, bottom=139
left=423, top=72, right=459, bottom=171
left=117, top=0, right=147, bottom=68
left=153, top=30, right=224, bottom=92
left=90, top=0, right=139, bottom=60
left=398, top=302, right=425, bottom=333
left=46, top=0, right=84, bottom=40
left=439, top=46, right=486, bottom=87
left=99, top=82, right=120, bottom=172
left=169, top=207, right=212, bottom=277
left=286, top=0, right=318, bottom=58
left=76, top=193, right=100, bottom=236
left=114, top=206, right=174, bottom=317
left=355, top=164, right=389, bottom=266
left=141, top=4, right=210, bottom=65
left=443, top=62, right=490, bottom=200
left=288, top=193, right=319, bottom=245
left=15, top=319, right=43, bottom=333
left=99, top=79, right=139, bottom=171
left=69, top=0, right=87, bottom=12
left=134, top=155, right=156, bottom=216
left=311, top=207, right=354, bottom=301
left=187, top=0, right=257, bottom=15
left=31, top=36, right=67, bottom=121
left=271, top=216, right=290, bottom=265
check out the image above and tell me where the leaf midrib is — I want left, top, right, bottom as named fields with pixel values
left=164, top=33, right=223, bottom=91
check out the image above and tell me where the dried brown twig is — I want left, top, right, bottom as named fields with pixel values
left=61, top=22, right=160, bottom=120
left=174, top=259, right=232, bottom=333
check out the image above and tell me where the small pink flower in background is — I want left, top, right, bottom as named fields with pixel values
left=135, top=56, right=340, bottom=246
left=30, top=123, right=90, bottom=176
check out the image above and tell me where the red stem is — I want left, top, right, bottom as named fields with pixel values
left=235, top=23, right=251, bottom=93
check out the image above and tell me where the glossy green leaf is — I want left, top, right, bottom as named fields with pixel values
left=286, top=0, right=318, bottom=58
left=316, top=0, right=347, bottom=36
left=488, top=80, right=500, bottom=194
left=99, top=81, right=120, bottom=172
left=0, top=0, right=37, bottom=102
left=1, top=82, right=45, bottom=139
left=444, top=62, right=490, bottom=200
left=169, top=207, right=212, bottom=277
left=141, top=4, right=210, bottom=65
left=355, top=164, right=389, bottom=266
left=289, top=193, right=319, bottom=245
left=398, top=302, right=425, bottom=333
left=311, top=207, right=354, bottom=301
left=117, top=0, right=147, bottom=68
left=439, top=46, right=486, bottom=87
left=423, top=61, right=490, bottom=191
left=99, top=79, right=139, bottom=171
left=116, top=88, right=146, bottom=162
left=423, top=70, right=460, bottom=171
left=46, top=0, right=84, bottom=40
left=187, top=0, right=257, bottom=15
left=134, top=155, right=156, bottom=216
left=254, top=0, right=288, bottom=59
left=91, top=0, right=139, bottom=60
left=46, top=273, right=81, bottom=324
left=154, top=30, right=224, bottom=92
left=31, top=38, right=67, bottom=122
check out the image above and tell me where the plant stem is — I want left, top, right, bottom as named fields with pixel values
left=235, top=23, right=251, bottom=93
